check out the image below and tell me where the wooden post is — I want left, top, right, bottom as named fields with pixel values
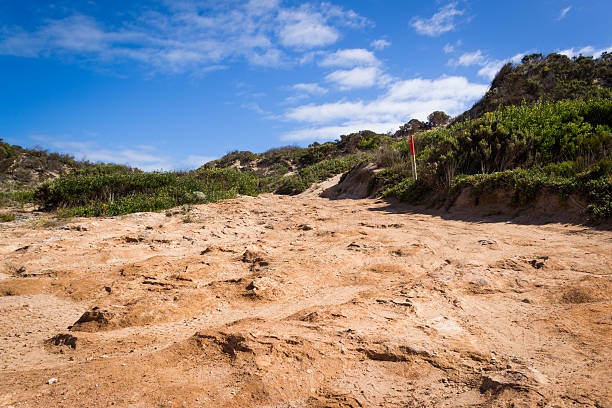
left=410, top=134, right=417, bottom=180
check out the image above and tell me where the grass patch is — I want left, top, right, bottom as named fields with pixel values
left=0, top=189, right=34, bottom=208
left=0, top=213, right=16, bottom=222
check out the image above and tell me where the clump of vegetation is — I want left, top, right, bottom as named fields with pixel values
left=0, top=213, right=16, bottom=222
left=34, top=168, right=259, bottom=217
left=377, top=99, right=611, bottom=218
left=206, top=131, right=389, bottom=175
left=274, top=155, right=366, bottom=195
left=456, top=52, right=612, bottom=122
left=1, top=138, right=94, bottom=186
left=450, top=162, right=611, bottom=217
left=0, top=190, right=34, bottom=208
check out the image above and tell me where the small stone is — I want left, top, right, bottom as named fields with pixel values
left=306, top=369, right=313, bottom=374
left=47, top=378, right=58, bottom=384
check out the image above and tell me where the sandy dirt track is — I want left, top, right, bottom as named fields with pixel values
left=0, top=194, right=610, bottom=407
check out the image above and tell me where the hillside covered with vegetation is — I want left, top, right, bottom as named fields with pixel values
left=375, top=99, right=611, bottom=218
left=0, top=139, right=97, bottom=187
left=1, top=52, right=610, bottom=221
left=455, top=52, right=612, bottom=122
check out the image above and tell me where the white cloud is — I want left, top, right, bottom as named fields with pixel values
left=451, top=50, right=529, bottom=80
left=29, top=136, right=215, bottom=170
left=292, top=83, right=328, bottom=95
left=0, top=2, right=368, bottom=74
left=411, top=3, right=465, bottom=37
left=456, top=50, right=486, bottom=66
left=558, top=44, right=612, bottom=58
left=283, top=121, right=399, bottom=142
left=370, top=39, right=390, bottom=50
left=277, top=9, right=339, bottom=48
left=443, top=40, right=462, bottom=54
left=181, top=155, right=217, bottom=168
left=319, top=48, right=379, bottom=68
left=283, top=75, right=488, bottom=142
left=557, top=6, right=572, bottom=20
left=325, top=66, right=390, bottom=90
left=248, top=48, right=283, bottom=67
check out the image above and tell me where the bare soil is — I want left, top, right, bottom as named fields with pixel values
left=0, top=193, right=610, bottom=407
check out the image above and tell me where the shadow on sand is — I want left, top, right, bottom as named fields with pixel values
left=357, top=197, right=612, bottom=231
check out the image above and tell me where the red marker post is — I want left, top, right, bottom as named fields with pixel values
left=410, top=134, right=418, bottom=180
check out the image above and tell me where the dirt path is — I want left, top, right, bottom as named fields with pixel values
left=0, top=194, right=610, bottom=407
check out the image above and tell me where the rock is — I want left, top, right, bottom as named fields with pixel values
left=242, top=249, right=264, bottom=263
left=60, top=224, right=88, bottom=231
left=529, top=257, right=548, bottom=269
left=245, top=276, right=278, bottom=292
left=478, top=239, right=497, bottom=246
left=46, top=333, right=78, bottom=349
left=244, top=276, right=280, bottom=299
left=70, top=308, right=115, bottom=332
left=391, top=298, right=412, bottom=306
left=104, top=286, right=112, bottom=294
left=47, top=378, right=58, bottom=384
left=470, top=278, right=490, bottom=287
left=479, top=370, right=532, bottom=394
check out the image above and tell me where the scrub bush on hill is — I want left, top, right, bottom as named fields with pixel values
left=451, top=161, right=611, bottom=217
left=205, top=131, right=389, bottom=173
left=33, top=168, right=259, bottom=217
left=378, top=99, right=612, bottom=218
left=274, top=155, right=366, bottom=195
left=456, top=52, right=612, bottom=122
left=0, top=138, right=93, bottom=184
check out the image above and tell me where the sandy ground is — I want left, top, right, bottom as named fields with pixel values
left=0, top=193, right=610, bottom=407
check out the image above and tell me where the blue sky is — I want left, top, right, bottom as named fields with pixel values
left=1, top=0, right=610, bottom=170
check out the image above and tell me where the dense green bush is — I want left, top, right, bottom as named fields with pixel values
left=377, top=100, right=612, bottom=218
left=395, top=99, right=612, bottom=186
left=34, top=168, right=259, bottom=216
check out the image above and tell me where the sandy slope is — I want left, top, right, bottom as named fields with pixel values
left=0, top=193, right=610, bottom=407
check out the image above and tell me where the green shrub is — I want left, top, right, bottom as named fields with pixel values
left=34, top=168, right=259, bottom=217
left=451, top=164, right=611, bottom=218
left=0, top=213, right=16, bottom=222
